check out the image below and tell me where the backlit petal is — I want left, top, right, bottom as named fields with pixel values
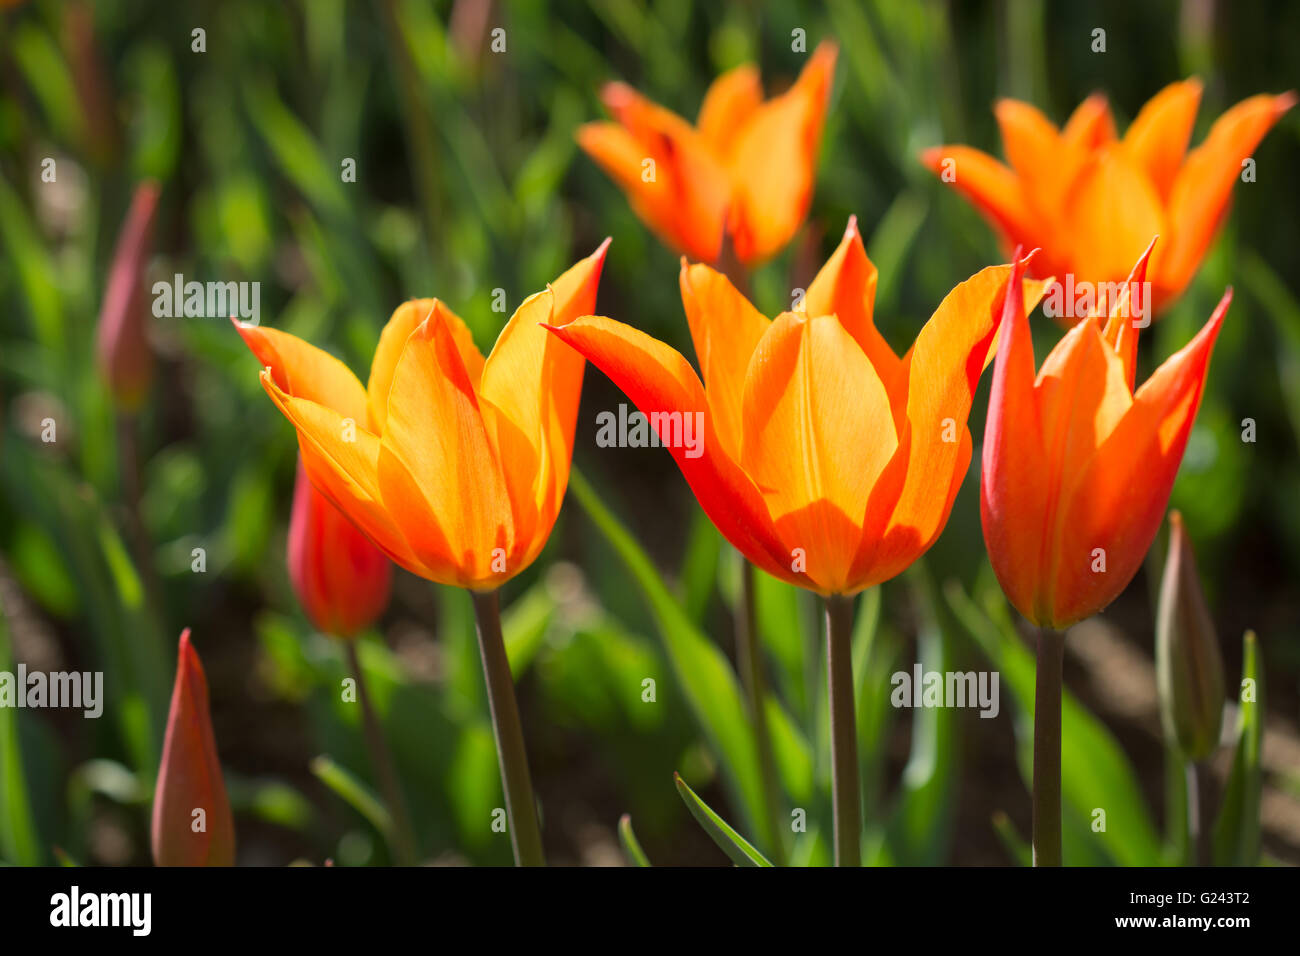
left=235, top=322, right=369, bottom=424
left=1122, top=79, right=1203, bottom=199
left=740, top=311, right=896, bottom=593
left=679, top=260, right=771, bottom=460
left=697, top=63, right=763, bottom=157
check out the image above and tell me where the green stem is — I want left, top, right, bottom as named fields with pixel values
left=824, top=593, right=860, bottom=866
left=345, top=641, right=417, bottom=866
left=1033, top=628, right=1064, bottom=867
left=470, top=588, right=546, bottom=866
left=1186, top=760, right=1202, bottom=866
left=735, top=558, right=786, bottom=865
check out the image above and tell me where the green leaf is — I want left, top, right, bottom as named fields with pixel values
left=1212, top=631, right=1263, bottom=866
left=991, top=811, right=1031, bottom=867
left=569, top=469, right=765, bottom=842
left=0, top=596, right=41, bottom=865
left=674, top=773, right=772, bottom=867
left=946, top=577, right=1164, bottom=866
left=310, top=754, right=393, bottom=839
left=618, top=814, right=652, bottom=867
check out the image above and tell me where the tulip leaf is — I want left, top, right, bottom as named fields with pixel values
left=310, top=754, right=393, bottom=842
left=946, top=578, right=1163, bottom=866
left=0, top=597, right=41, bottom=865
left=674, top=773, right=773, bottom=867
left=991, top=811, right=1031, bottom=867
left=1212, top=631, right=1263, bottom=866
left=618, top=814, right=652, bottom=867
left=569, top=469, right=766, bottom=846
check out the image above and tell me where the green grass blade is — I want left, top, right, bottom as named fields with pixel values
left=674, top=773, right=772, bottom=867
left=1212, top=631, right=1263, bottom=865
left=618, top=813, right=652, bottom=867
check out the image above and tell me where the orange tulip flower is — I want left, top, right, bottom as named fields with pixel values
left=922, top=82, right=1294, bottom=315
left=981, top=240, right=1230, bottom=630
left=287, top=460, right=392, bottom=638
left=546, top=217, right=1050, bottom=595
left=236, top=241, right=608, bottom=591
left=577, top=42, right=837, bottom=267
left=152, top=629, right=235, bottom=867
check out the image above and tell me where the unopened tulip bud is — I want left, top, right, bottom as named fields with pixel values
left=287, top=462, right=392, bottom=638
left=96, top=181, right=160, bottom=410
left=152, top=629, right=235, bottom=866
left=1156, top=511, right=1225, bottom=761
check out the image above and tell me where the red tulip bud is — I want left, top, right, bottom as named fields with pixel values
left=151, top=629, right=235, bottom=866
left=287, top=461, right=392, bottom=638
left=96, top=180, right=160, bottom=410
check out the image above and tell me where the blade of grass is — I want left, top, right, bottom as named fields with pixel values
left=674, top=773, right=772, bottom=867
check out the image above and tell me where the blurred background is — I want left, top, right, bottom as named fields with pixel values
left=0, top=0, right=1297, bottom=866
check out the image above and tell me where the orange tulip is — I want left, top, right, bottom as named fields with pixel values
left=152, top=629, right=235, bottom=867
left=546, top=218, right=1050, bottom=595
left=981, top=240, right=1230, bottom=630
left=236, top=241, right=608, bottom=590
left=287, top=460, right=392, bottom=638
left=922, top=82, right=1294, bottom=315
left=577, top=42, right=837, bottom=267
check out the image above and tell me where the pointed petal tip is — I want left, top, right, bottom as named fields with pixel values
left=1275, top=90, right=1298, bottom=114
left=844, top=213, right=859, bottom=239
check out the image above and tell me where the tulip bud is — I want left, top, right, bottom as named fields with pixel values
left=287, top=462, right=392, bottom=638
left=152, top=629, right=235, bottom=866
left=1156, top=511, right=1226, bottom=761
left=96, top=181, right=160, bottom=410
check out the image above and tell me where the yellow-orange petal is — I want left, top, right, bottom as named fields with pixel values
left=803, top=215, right=901, bottom=392
left=366, top=298, right=483, bottom=435
left=994, top=98, right=1068, bottom=213
left=919, top=145, right=1040, bottom=256
left=1062, top=92, right=1117, bottom=152
left=1049, top=290, right=1229, bottom=627
left=1122, top=79, right=1203, bottom=200
left=257, top=370, right=425, bottom=575
left=1158, top=91, right=1296, bottom=307
left=740, top=310, right=897, bottom=593
left=1100, top=237, right=1158, bottom=391
left=679, top=259, right=771, bottom=461
left=235, top=322, right=369, bottom=424
left=377, top=310, right=514, bottom=587
left=697, top=63, right=763, bottom=157
left=1064, top=145, right=1166, bottom=291
left=543, top=313, right=795, bottom=583
left=728, top=42, right=837, bottom=265
left=856, top=260, right=1050, bottom=587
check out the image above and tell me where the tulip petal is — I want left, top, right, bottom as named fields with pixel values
left=1100, top=237, right=1158, bottom=391
left=366, top=298, right=484, bottom=434
left=1122, top=79, right=1203, bottom=199
left=1051, top=290, right=1229, bottom=626
left=378, top=309, right=514, bottom=587
left=803, top=215, right=902, bottom=392
left=858, top=260, right=1051, bottom=587
left=1160, top=91, right=1296, bottom=305
left=697, top=63, right=763, bottom=156
left=741, top=311, right=896, bottom=593
left=581, top=85, right=730, bottom=263
left=1062, top=92, right=1117, bottom=152
left=919, top=145, right=1041, bottom=259
left=152, top=629, right=235, bottom=867
left=728, top=42, right=836, bottom=265
left=980, top=251, right=1051, bottom=622
left=258, top=370, right=425, bottom=576
left=995, top=98, right=1073, bottom=213
left=543, top=314, right=795, bottom=583
left=679, top=260, right=771, bottom=460
left=235, top=322, right=370, bottom=425
left=1064, top=145, right=1166, bottom=292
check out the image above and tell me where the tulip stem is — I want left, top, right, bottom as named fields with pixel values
left=1033, top=628, right=1064, bottom=867
left=1185, top=760, right=1202, bottom=866
left=736, top=558, right=786, bottom=865
left=344, top=641, right=418, bottom=866
left=824, top=593, right=861, bottom=866
left=470, top=588, right=546, bottom=866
